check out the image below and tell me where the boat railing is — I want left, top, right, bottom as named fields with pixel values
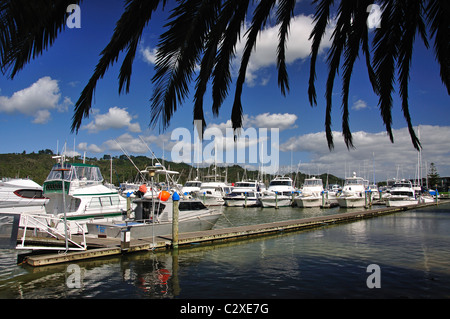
left=16, top=214, right=87, bottom=251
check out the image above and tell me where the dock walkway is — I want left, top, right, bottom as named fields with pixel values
left=22, top=203, right=439, bottom=267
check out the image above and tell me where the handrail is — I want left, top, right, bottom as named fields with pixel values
left=17, top=214, right=87, bottom=251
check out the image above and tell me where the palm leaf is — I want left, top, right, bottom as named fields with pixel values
left=150, top=0, right=219, bottom=132
left=426, top=0, right=450, bottom=94
left=0, top=0, right=79, bottom=78
left=276, top=0, right=296, bottom=96
left=211, top=0, right=250, bottom=115
left=232, top=0, right=277, bottom=132
left=308, top=0, right=334, bottom=107
left=71, top=0, right=163, bottom=133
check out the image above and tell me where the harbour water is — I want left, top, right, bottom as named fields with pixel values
left=0, top=203, right=449, bottom=299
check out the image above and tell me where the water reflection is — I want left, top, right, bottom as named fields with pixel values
left=0, top=203, right=449, bottom=298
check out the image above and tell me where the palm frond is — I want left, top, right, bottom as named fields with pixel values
left=308, top=0, right=334, bottom=107
left=372, top=0, right=402, bottom=144
left=211, top=0, right=250, bottom=115
left=426, top=0, right=450, bottom=94
left=150, top=0, right=219, bottom=132
left=232, top=0, right=277, bottom=132
left=193, top=0, right=240, bottom=134
left=397, top=0, right=427, bottom=151
left=276, top=0, right=296, bottom=96
left=72, top=0, right=163, bottom=133
left=323, top=0, right=353, bottom=150
left=0, top=0, right=79, bottom=78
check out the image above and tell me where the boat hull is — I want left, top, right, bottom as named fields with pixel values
left=260, top=196, right=292, bottom=208
left=385, top=198, right=418, bottom=207
left=295, top=197, right=322, bottom=208
left=224, top=198, right=261, bottom=207
left=337, top=196, right=366, bottom=208
left=86, top=212, right=222, bottom=239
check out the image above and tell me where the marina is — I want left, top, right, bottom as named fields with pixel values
left=1, top=201, right=449, bottom=299
left=13, top=201, right=444, bottom=267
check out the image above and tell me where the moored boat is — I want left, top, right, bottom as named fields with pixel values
left=385, top=179, right=418, bottom=207
left=336, top=172, right=367, bottom=208
left=223, top=180, right=265, bottom=207
left=295, top=176, right=324, bottom=208
left=86, top=195, right=222, bottom=239
left=42, top=158, right=128, bottom=229
left=260, top=176, right=295, bottom=208
left=0, top=178, right=48, bottom=214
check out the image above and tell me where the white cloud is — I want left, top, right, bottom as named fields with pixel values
left=280, top=125, right=450, bottom=180
left=352, top=99, right=369, bottom=110
left=140, top=46, right=157, bottom=65
left=247, top=113, right=298, bottom=131
left=0, top=76, right=72, bottom=124
left=78, top=142, right=103, bottom=154
left=140, top=14, right=333, bottom=88
left=82, top=106, right=141, bottom=133
left=235, top=14, right=334, bottom=86
left=207, top=112, right=298, bottom=132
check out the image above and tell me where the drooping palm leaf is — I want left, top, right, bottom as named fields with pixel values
left=276, top=0, right=297, bottom=96
left=211, top=0, right=250, bottom=116
left=232, top=0, right=277, bottom=132
left=1, top=0, right=448, bottom=152
left=0, top=0, right=80, bottom=78
left=71, top=0, right=164, bottom=133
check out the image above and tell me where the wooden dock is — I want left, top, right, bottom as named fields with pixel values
left=21, top=202, right=440, bottom=267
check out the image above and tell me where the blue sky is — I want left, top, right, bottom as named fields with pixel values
left=0, top=1, right=449, bottom=181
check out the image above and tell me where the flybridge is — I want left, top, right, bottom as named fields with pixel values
left=43, top=162, right=104, bottom=194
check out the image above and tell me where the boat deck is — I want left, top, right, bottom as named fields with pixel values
left=20, top=201, right=442, bottom=267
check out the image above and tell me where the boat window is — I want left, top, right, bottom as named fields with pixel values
left=89, top=198, right=102, bottom=208
left=179, top=201, right=207, bottom=211
left=73, top=166, right=103, bottom=183
left=269, top=181, right=292, bottom=186
left=185, top=182, right=201, bottom=187
left=345, top=178, right=363, bottom=185
left=100, top=197, right=112, bottom=206
left=110, top=196, right=120, bottom=206
left=235, top=183, right=255, bottom=188
left=14, top=189, right=45, bottom=199
left=304, top=179, right=322, bottom=186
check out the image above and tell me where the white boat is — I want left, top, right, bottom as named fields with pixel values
left=196, top=181, right=232, bottom=206
left=181, top=180, right=202, bottom=196
left=260, top=176, right=295, bottom=208
left=295, top=177, right=324, bottom=208
left=337, top=172, right=368, bottom=208
left=0, top=178, right=48, bottom=214
left=385, top=179, right=418, bottom=207
left=224, top=180, right=265, bottom=207
left=42, top=160, right=128, bottom=229
left=86, top=196, right=222, bottom=239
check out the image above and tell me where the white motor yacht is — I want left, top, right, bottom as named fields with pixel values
left=224, top=180, right=265, bottom=207
left=337, top=172, right=367, bottom=208
left=295, top=177, right=324, bottom=208
left=42, top=160, right=128, bottom=231
left=196, top=181, right=232, bottom=206
left=260, top=176, right=295, bottom=208
left=0, top=178, right=48, bottom=214
left=385, top=179, right=418, bottom=207
left=86, top=196, right=222, bottom=239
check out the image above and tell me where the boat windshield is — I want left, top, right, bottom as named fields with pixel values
left=304, top=179, right=322, bottom=186
left=270, top=181, right=292, bottom=186
left=46, top=164, right=104, bottom=182
left=185, top=182, right=202, bottom=187
left=345, top=178, right=364, bottom=185
left=234, top=182, right=256, bottom=188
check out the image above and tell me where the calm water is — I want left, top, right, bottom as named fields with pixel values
left=1, top=203, right=449, bottom=299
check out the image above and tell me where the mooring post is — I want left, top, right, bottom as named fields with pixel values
left=172, top=192, right=180, bottom=249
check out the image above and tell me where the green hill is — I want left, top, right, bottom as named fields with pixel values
left=0, top=151, right=343, bottom=188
